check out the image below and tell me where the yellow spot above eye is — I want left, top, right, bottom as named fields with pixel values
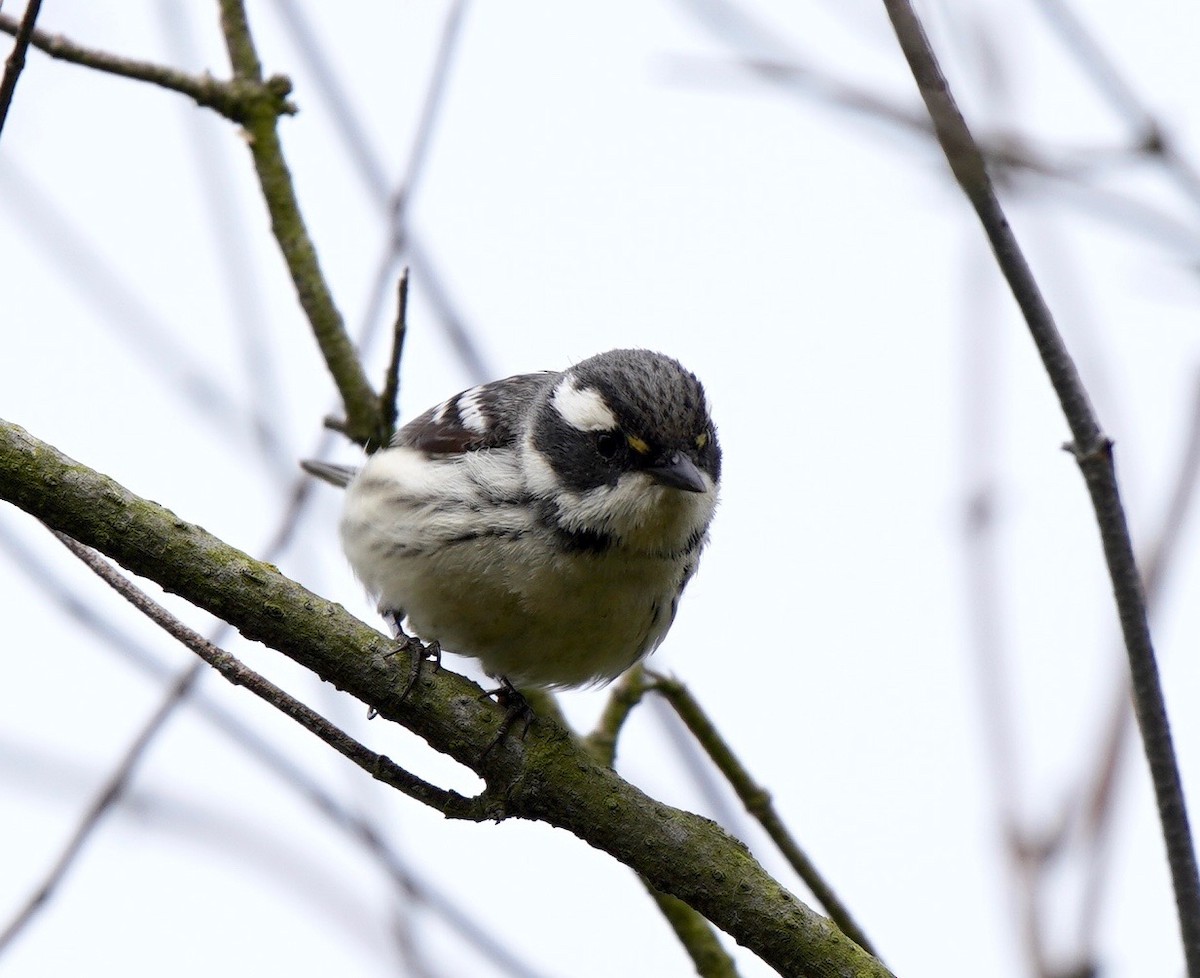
left=626, top=434, right=651, bottom=455
left=695, top=432, right=709, bottom=449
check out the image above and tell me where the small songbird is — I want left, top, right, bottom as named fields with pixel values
left=304, top=348, right=721, bottom=689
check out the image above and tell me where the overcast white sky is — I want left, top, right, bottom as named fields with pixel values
left=3, top=2, right=1200, bottom=976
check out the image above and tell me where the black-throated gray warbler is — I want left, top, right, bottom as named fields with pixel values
left=305, top=348, right=721, bottom=688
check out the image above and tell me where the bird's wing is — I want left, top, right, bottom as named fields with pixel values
left=392, top=371, right=555, bottom=454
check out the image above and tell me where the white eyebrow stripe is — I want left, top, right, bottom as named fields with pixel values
left=551, top=376, right=617, bottom=431
left=457, top=387, right=488, bottom=433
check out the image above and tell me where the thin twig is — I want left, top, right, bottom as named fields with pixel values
left=643, top=886, right=741, bottom=978
left=1077, top=369, right=1200, bottom=956
left=0, top=521, right=548, bottom=978
left=0, top=657, right=201, bottom=953
left=587, top=664, right=746, bottom=834
left=649, top=674, right=879, bottom=958
left=581, top=667, right=742, bottom=978
left=0, top=160, right=291, bottom=474
left=0, top=0, right=41, bottom=139
left=34, top=536, right=501, bottom=966
left=379, top=269, right=409, bottom=445
left=584, top=664, right=651, bottom=766
left=51, top=532, right=484, bottom=818
left=389, top=0, right=468, bottom=220
left=1033, top=0, right=1200, bottom=211
left=880, top=3, right=1200, bottom=974
left=0, top=12, right=295, bottom=120
left=667, top=1, right=1200, bottom=260
left=0, top=344, right=327, bottom=950
left=270, top=0, right=493, bottom=385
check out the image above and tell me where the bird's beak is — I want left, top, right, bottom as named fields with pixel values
left=648, top=453, right=707, bottom=493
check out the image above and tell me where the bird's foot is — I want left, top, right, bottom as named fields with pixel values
left=479, top=677, right=534, bottom=757
left=373, top=612, right=442, bottom=713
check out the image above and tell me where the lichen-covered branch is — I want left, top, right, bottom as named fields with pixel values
left=0, top=417, right=896, bottom=978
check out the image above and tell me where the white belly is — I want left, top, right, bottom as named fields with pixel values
left=360, top=531, right=681, bottom=687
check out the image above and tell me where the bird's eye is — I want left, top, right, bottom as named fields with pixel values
left=595, top=431, right=621, bottom=460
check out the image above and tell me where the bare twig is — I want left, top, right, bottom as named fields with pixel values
left=0, top=520, right=549, bottom=978
left=0, top=160, right=290, bottom=474
left=50, top=532, right=485, bottom=818
left=584, top=664, right=651, bottom=766
left=0, top=658, right=202, bottom=953
left=0, top=522, right=487, bottom=956
left=379, top=270, right=410, bottom=445
left=649, top=674, right=879, bottom=958
left=0, top=362, right=327, bottom=950
left=1033, top=0, right=1200, bottom=211
left=0, top=12, right=296, bottom=120
left=581, top=667, right=741, bottom=978
left=270, top=0, right=493, bottom=385
left=0, top=0, right=41, bottom=138
left=1077, top=370, right=1200, bottom=956
left=644, top=887, right=741, bottom=978
left=880, top=3, right=1200, bottom=974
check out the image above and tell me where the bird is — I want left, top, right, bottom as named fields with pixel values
left=304, top=348, right=721, bottom=690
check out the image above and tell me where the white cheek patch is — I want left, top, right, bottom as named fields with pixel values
left=552, top=376, right=617, bottom=432
left=456, top=387, right=488, bottom=433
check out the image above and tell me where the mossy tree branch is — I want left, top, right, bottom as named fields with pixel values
left=0, top=418, right=896, bottom=978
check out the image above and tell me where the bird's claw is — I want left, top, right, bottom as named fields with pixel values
left=479, top=677, right=534, bottom=757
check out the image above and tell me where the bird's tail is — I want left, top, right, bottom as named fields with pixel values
left=300, top=460, right=358, bottom=488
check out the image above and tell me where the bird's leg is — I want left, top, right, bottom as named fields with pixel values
left=380, top=610, right=441, bottom=703
left=479, top=676, right=534, bottom=757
